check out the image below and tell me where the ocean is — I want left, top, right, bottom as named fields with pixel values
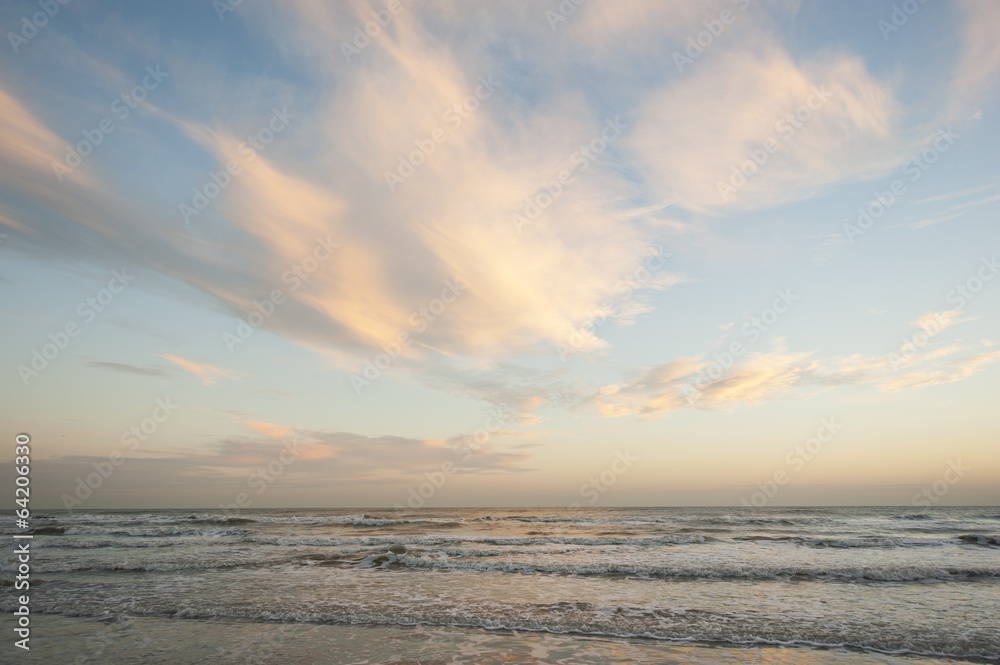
left=2, top=506, right=998, bottom=664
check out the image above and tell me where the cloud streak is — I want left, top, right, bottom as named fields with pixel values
left=161, top=353, right=239, bottom=386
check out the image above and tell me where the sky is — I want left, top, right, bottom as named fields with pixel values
left=1, top=0, right=998, bottom=509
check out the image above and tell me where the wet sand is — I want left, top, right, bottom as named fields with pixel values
left=1, top=614, right=978, bottom=665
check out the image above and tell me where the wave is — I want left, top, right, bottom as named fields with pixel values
left=730, top=535, right=953, bottom=548
left=892, top=513, right=933, bottom=520
left=29, top=513, right=202, bottom=524
left=9, top=514, right=470, bottom=532
left=958, top=534, right=1000, bottom=547
left=0, top=525, right=254, bottom=539
left=21, top=512, right=420, bottom=526
left=56, top=527, right=253, bottom=538
left=27, top=544, right=988, bottom=580
left=495, top=515, right=835, bottom=526
left=21, top=529, right=996, bottom=551
left=185, top=514, right=471, bottom=528
left=249, top=534, right=717, bottom=548
left=385, top=555, right=1000, bottom=582
left=188, top=513, right=468, bottom=527
left=0, top=553, right=296, bottom=573
left=244, top=514, right=408, bottom=526
left=30, top=538, right=187, bottom=549
left=182, top=517, right=259, bottom=525
left=310, top=545, right=584, bottom=562
left=0, top=560, right=250, bottom=573
left=246, top=532, right=991, bottom=551
left=19, top=511, right=997, bottom=534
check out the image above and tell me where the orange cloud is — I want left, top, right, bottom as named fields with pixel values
left=242, top=421, right=294, bottom=439
left=592, top=337, right=1000, bottom=420
left=161, top=353, right=239, bottom=386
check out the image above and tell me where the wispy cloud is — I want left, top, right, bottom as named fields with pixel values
left=630, top=47, right=908, bottom=214
left=909, top=213, right=966, bottom=230
left=161, top=353, right=239, bottom=386
left=947, top=0, right=1000, bottom=117
left=915, top=181, right=997, bottom=204
left=85, top=361, right=173, bottom=379
left=945, top=193, right=1000, bottom=212
left=241, top=421, right=294, bottom=439
left=591, top=330, right=1000, bottom=420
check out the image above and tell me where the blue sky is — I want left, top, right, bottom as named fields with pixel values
left=1, top=0, right=998, bottom=508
